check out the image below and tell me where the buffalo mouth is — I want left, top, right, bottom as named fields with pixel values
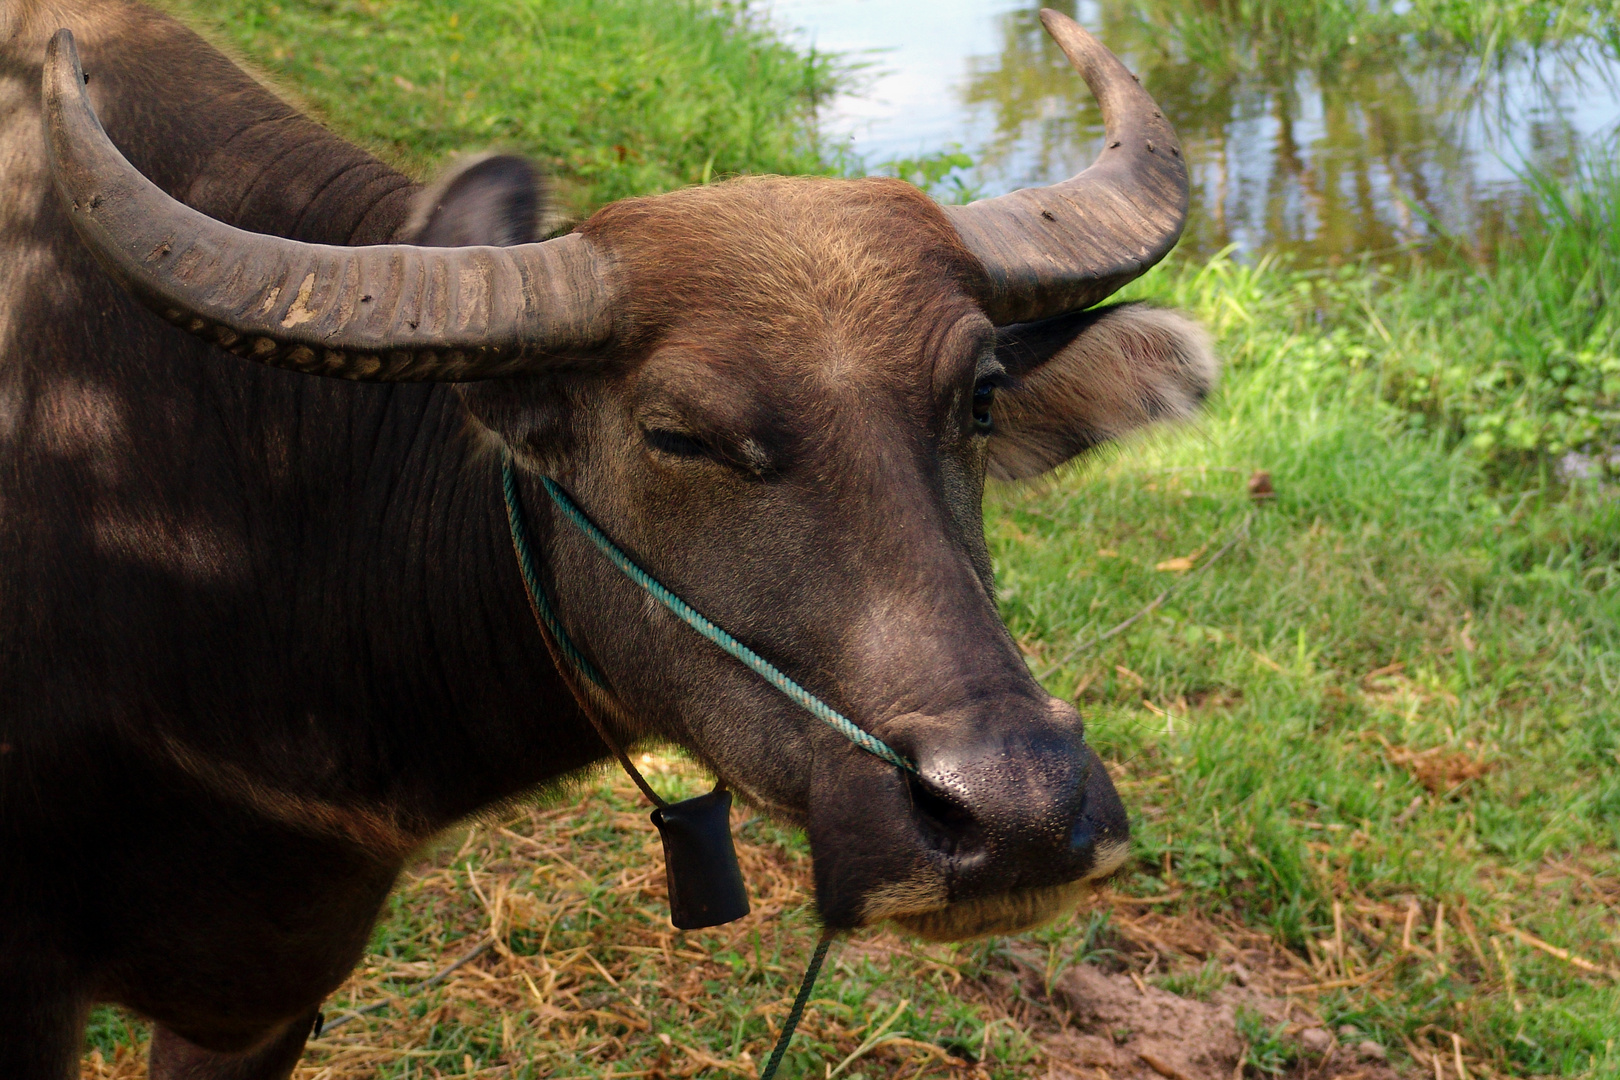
left=881, top=838, right=1132, bottom=943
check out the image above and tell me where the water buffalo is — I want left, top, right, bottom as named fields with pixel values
left=0, top=0, right=1215, bottom=1074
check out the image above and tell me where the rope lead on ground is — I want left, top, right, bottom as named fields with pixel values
left=760, top=930, right=835, bottom=1080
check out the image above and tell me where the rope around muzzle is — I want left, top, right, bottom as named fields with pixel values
left=500, top=454, right=913, bottom=1078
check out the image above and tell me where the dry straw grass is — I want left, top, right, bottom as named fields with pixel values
left=83, top=757, right=1049, bottom=1079
left=79, top=754, right=1616, bottom=1079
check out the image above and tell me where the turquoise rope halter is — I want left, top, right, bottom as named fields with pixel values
left=500, top=456, right=915, bottom=774
left=502, top=455, right=887, bottom=1080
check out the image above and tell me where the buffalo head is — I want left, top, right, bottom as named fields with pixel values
left=40, top=11, right=1214, bottom=940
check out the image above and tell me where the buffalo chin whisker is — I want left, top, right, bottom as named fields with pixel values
left=887, top=838, right=1131, bottom=942
left=890, top=879, right=1093, bottom=943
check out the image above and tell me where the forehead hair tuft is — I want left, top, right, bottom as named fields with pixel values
left=579, top=176, right=990, bottom=369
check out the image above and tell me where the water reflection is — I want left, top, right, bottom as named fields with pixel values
left=774, top=0, right=1620, bottom=262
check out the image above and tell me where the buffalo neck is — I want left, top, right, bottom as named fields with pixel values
left=49, top=355, right=609, bottom=843
left=1, top=0, right=612, bottom=842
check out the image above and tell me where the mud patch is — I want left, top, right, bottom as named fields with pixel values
left=1047, top=964, right=1246, bottom=1079
left=948, top=901, right=1413, bottom=1080
left=1038, top=964, right=1402, bottom=1080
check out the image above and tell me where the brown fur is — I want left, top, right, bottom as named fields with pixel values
left=157, top=735, right=421, bottom=855
left=583, top=175, right=989, bottom=356
left=991, top=304, right=1217, bottom=480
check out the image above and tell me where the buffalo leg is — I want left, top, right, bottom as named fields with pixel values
left=149, top=1007, right=321, bottom=1080
left=0, top=947, right=86, bottom=1080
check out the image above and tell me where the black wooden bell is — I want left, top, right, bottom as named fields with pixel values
left=651, top=787, right=751, bottom=930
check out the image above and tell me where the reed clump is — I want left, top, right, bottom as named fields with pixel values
left=1374, top=152, right=1620, bottom=469
left=1119, top=0, right=1620, bottom=71
left=1155, top=147, right=1620, bottom=474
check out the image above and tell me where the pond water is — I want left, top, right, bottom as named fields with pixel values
left=770, top=0, right=1620, bottom=263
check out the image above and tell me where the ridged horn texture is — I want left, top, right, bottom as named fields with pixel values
left=944, top=10, right=1189, bottom=326
left=42, top=29, right=615, bottom=381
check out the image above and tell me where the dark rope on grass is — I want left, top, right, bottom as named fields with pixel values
left=316, top=936, right=495, bottom=1035
left=760, top=930, right=836, bottom=1080
left=1035, top=512, right=1254, bottom=683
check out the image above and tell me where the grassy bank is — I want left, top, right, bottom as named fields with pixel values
left=159, top=0, right=843, bottom=214
left=1364, top=152, right=1620, bottom=470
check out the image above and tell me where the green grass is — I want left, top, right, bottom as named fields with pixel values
left=1368, top=150, right=1620, bottom=468
left=983, top=245, right=1620, bottom=1074
left=1237, top=1004, right=1301, bottom=1075
left=1121, top=144, right=1620, bottom=474
left=159, top=0, right=845, bottom=215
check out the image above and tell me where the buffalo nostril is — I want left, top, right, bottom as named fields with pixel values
left=906, top=773, right=983, bottom=859
left=1070, top=817, right=1095, bottom=855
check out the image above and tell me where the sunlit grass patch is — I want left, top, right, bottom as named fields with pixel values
left=1373, top=150, right=1620, bottom=469
left=1124, top=137, right=1620, bottom=475
left=982, top=248, right=1620, bottom=1075
left=156, top=0, right=846, bottom=215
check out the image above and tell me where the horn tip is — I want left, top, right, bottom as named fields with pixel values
left=1037, top=10, right=1113, bottom=81
left=44, top=28, right=87, bottom=111
left=45, top=27, right=80, bottom=74
left=1038, top=9, right=1088, bottom=41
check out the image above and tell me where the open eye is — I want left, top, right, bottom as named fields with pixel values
left=971, top=377, right=998, bottom=434
left=643, top=427, right=708, bottom=458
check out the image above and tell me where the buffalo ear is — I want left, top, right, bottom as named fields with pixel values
left=404, top=153, right=546, bottom=247
left=987, top=303, right=1216, bottom=481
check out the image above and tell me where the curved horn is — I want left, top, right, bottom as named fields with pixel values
left=944, top=10, right=1188, bottom=326
left=43, top=29, right=614, bottom=381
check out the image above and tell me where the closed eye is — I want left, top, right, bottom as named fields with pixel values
left=972, top=374, right=1003, bottom=434
left=643, top=427, right=709, bottom=458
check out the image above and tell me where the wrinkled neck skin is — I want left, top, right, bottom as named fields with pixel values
left=19, top=308, right=618, bottom=844
left=111, top=271, right=625, bottom=843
